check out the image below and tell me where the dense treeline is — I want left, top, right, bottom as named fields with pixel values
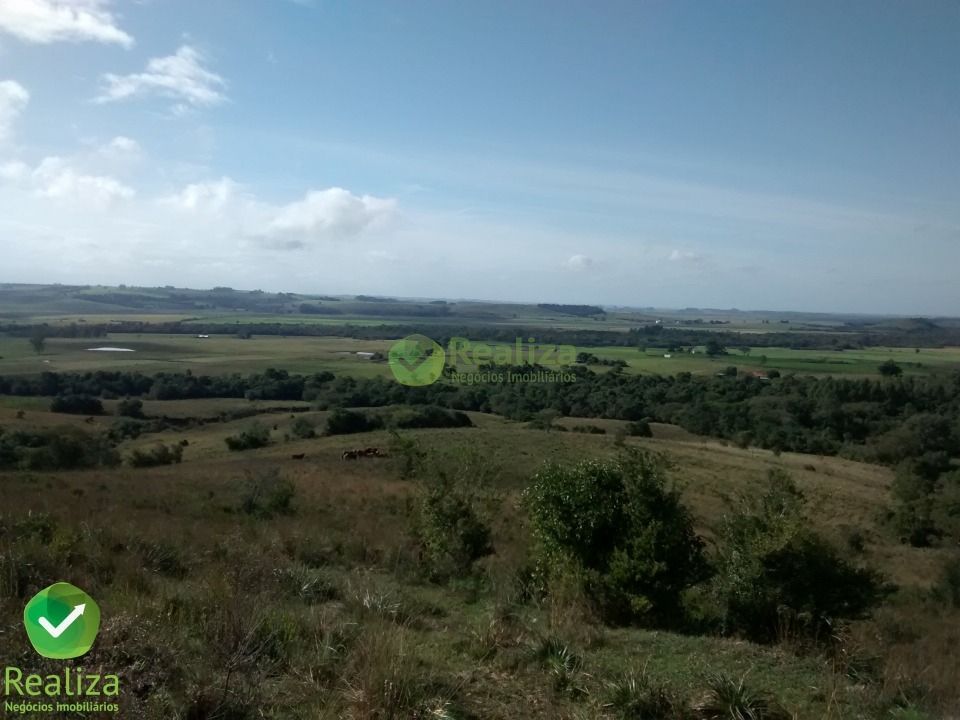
left=3, top=367, right=958, bottom=544
left=0, top=369, right=333, bottom=402
left=6, top=318, right=960, bottom=349
left=6, top=367, right=957, bottom=462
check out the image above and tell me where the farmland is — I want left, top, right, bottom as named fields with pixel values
left=2, top=396, right=958, bottom=718
left=2, top=283, right=959, bottom=719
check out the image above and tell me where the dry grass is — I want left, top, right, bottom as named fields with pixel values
left=0, top=406, right=953, bottom=718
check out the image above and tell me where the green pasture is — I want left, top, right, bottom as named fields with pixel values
left=0, top=333, right=395, bottom=378
left=2, top=331, right=959, bottom=379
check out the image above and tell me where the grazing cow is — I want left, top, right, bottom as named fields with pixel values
left=84, top=417, right=95, bottom=425
left=341, top=450, right=360, bottom=461
left=291, top=453, right=305, bottom=460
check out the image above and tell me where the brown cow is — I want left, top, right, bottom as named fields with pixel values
left=291, top=453, right=305, bottom=460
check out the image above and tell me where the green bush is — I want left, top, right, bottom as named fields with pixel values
left=388, top=405, right=472, bottom=430
left=128, top=443, right=183, bottom=467
left=712, top=470, right=890, bottom=642
left=412, top=449, right=497, bottom=581
left=523, top=451, right=709, bottom=626
left=116, top=397, right=145, bottom=418
left=691, top=674, right=790, bottom=720
left=606, top=671, right=684, bottom=719
left=325, top=408, right=383, bottom=435
left=50, top=394, right=104, bottom=415
left=0, top=427, right=119, bottom=470
left=225, top=422, right=271, bottom=451
left=626, top=419, right=653, bottom=437
left=238, top=468, right=296, bottom=518
left=571, top=424, right=606, bottom=434
left=290, top=416, right=316, bottom=439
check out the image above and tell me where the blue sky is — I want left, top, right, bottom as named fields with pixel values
left=0, top=0, right=957, bottom=314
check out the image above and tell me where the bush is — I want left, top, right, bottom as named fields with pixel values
left=606, top=671, right=684, bottom=719
left=127, top=443, right=183, bottom=467
left=238, top=468, right=296, bottom=518
left=50, top=394, right=104, bottom=415
left=0, top=427, right=119, bottom=470
left=524, top=451, right=710, bottom=626
left=626, top=419, right=653, bottom=437
left=571, top=424, right=606, bottom=434
left=691, top=674, right=790, bottom=720
left=290, top=417, right=316, bottom=439
left=225, top=422, right=271, bottom=451
left=412, top=449, right=498, bottom=581
left=116, top=398, right=145, bottom=418
left=712, top=470, right=890, bottom=642
left=325, top=408, right=383, bottom=435
left=388, top=405, right=473, bottom=430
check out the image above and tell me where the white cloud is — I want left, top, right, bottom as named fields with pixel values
left=0, top=160, right=29, bottom=180
left=163, top=177, right=239, bottom=213
left=2, top=156, right=135, bottom=208
left=0, top=80, right=29, bottom=142
left=563, top=254, right=594, bottom=271
left=668, top=249, right=703, bottom=264
left=32, top=157, right=134, bottom=206
left=262, top=187, right=396, bottom=247
left=96, top=45, right=226, bottom=109
left=101, top=135, right=140, bottom=157
left=0, top=0, right=133, bottom=47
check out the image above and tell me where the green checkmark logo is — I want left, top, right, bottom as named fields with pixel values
left=388, top=334, right=446, bottom=386
left=24, top=582, right=101, bottom=660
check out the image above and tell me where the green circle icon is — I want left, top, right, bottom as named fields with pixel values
left=24, top=582, right=101, bottom=660
left=389, top=334, right=446, bottom=386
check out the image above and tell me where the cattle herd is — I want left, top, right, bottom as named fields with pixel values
left=286, top=447, right=388, bottom=461
left=341, top=447, right=388, bottom=461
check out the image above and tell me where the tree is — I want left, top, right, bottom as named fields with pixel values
left=116, top=398, right=145, bottom=419
left=29, top=332, right=46, bottom=354
left=712, top=470, right=890, bottom=642
left=524, top=450, right=709, bottom=626
left=705, top=340, right=727, bottom=357
left=879, top=359, right=903, bottom=377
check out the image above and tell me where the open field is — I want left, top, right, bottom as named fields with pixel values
left=2, top=398, right=957, bottom=718
left=3, top=331, right=960, bottom=379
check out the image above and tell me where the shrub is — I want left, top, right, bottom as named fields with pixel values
left=388, top=405, right=473, bottom=430
left=930, top=555, right=960, bottom=608
left=606, top=671, right=684, bottom=719
left=572, top=424, right=606, bottom=434
left=388, top=431, right=427, bottom=480
left=524, top=450, right=710, bottom=626
left=626, top=419, right=653, bottom=437
left=325, top=408, right=383, bottom=435
left=50, top=394, right=104, bottom=415
left=0, top=427, right=119, bottom=470
left=290, top=417, right=316, bottom=439
left=116, top=398, right=145, bottom=418
left=712, top=470, right=890, bottom=642
left=225, top=422, right=271, bottom=451
left=127, top=443, right=184, bottom=467
left=412, top=449, right=497, bottom=581
left=238, top=468, right=296, bottom=518
left=691, top=674, right=790, bottom=720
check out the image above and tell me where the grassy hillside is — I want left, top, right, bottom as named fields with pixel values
left=1, top=400, right=957, bottom=718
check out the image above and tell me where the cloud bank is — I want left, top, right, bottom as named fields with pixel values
left=0, top=0, right=133, bottom=47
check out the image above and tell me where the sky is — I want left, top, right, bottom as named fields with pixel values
left=0, top=0, right=958, bottom=314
